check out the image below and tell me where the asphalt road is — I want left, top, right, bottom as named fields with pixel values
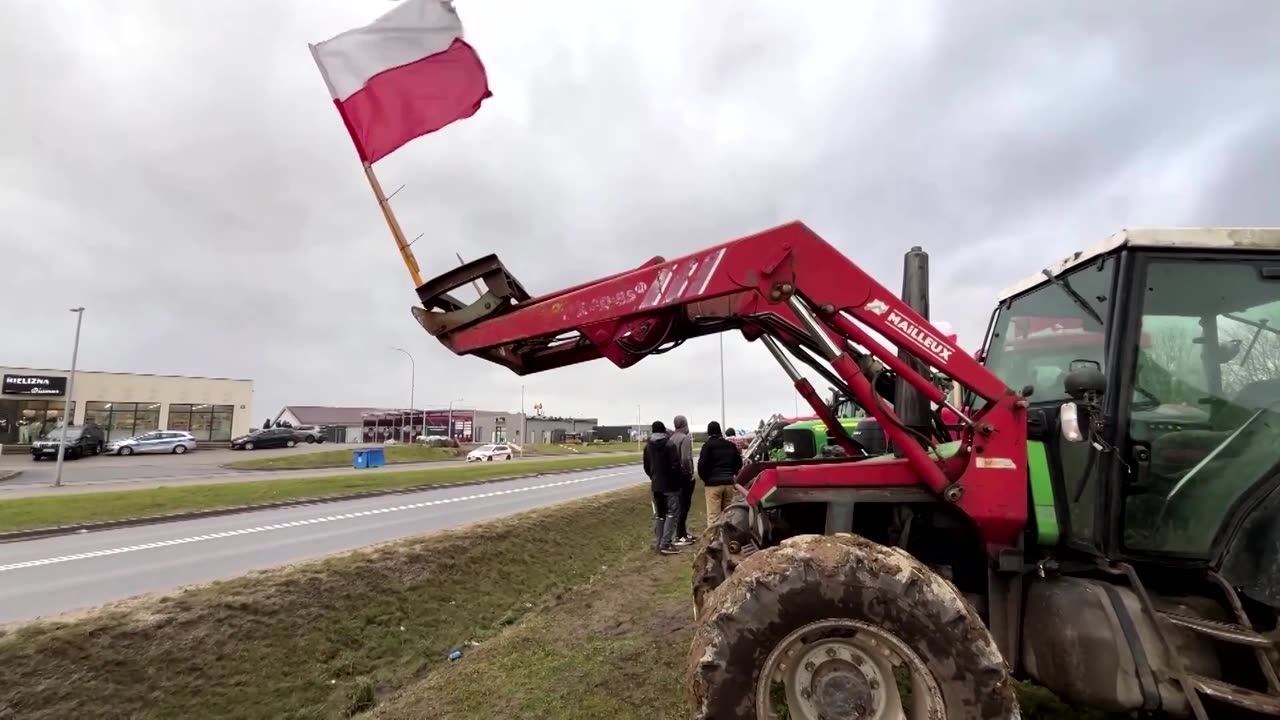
left=0, top=465, right=646, bottom=625
left=0, top=447, right=627, bottom=498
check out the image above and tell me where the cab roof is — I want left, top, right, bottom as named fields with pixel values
left=998, top=227, right=1280, bottom=301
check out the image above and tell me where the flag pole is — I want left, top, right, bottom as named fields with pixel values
left=363, top=161, right=425, bottom=287
left=455, top=252, right=484, bottom=296
left=309, top=42, right=424, bottom=289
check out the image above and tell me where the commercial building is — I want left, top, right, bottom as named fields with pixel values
left=0, top=366, right=254, bottom=445
left=273, top=405, right=598, bottom=445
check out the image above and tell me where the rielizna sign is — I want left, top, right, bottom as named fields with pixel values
left=2, top=374, right=68, bottom=396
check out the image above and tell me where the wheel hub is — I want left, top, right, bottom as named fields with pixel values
left=757, top=619, right=945, bottom=720
left=793, top=641, right=884, bottom=719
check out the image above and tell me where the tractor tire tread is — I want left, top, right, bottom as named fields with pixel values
left=687, top=533, right=1018, bottom=720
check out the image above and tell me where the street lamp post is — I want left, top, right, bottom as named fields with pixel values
left=720, top=334, right=726, bottom=429
left=390, top=347, right=416, bottom=441
left=54, top=307, right=85, bottom=488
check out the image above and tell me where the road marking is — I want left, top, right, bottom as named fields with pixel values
left=0, top=471, right=638, bottom=573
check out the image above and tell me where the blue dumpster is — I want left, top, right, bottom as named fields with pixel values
left=353, top=447, right=387, bottom=469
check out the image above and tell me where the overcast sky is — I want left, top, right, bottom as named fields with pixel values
left=3, top=1, right=1278, bottom=431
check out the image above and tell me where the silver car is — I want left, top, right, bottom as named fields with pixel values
left=109, top=431, right=199, bottom=456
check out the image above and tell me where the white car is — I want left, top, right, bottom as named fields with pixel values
left=467, top=443, right=513, bottom=462
left=109, top=431, right=199, bottom=456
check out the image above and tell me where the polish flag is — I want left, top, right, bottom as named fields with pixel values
left=309, top=0, right=492, bottom=164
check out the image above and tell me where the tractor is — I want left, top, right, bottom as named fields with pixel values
left=779, top=391, right=870, bottom=459
left=411, top=223, right=1280, bottom=719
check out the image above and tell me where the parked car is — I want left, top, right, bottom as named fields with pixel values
left=466, top=443, right=513, bottom=462
left=30, top=423, right=106, bottom=461
left=293, top=425, right=327, bottom=444
left=229, top=427, right=301, bottom=450
left=108, top=431, right=198, bottom=456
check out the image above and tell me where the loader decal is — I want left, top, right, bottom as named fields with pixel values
left=637, top=248, right=727, bottom=310
left=885, top=310, right=954, bottom=363
left=863, top=298, right=890, bottom=315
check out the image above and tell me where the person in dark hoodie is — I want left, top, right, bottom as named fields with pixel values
left=668, top=414, right=696, bottom=545
left=698, top=420, right=743, bottom=524
left=643, top=420, right=683, bottom=555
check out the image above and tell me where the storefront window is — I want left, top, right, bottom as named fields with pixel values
left=136, top=403, right=161, bottom=436
left=169, top=404, right=234, bottom=441
left=191, top=407, right=212, bottom=439
left=4, top=400, right=76, bottom=443
left=210, top=405, right=234, bottom=441
left=0, top=400, right=13, bottom=444
left=109, top=404, right=138, bottom=441
left=86, top=401, right=163, bottom=442
left=168, top=404, right=193, bottom=433
left=85, top=401, right=113, bottom=431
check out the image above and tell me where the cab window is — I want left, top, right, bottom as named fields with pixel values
left=981, top=262, right=1114, bottom=405
left=1123, top=259, right=1280, bottom=556
left=980, top=260, right=1114, bottom=544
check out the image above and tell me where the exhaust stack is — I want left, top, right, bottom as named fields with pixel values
left=894, top=246, right=932, bottom=446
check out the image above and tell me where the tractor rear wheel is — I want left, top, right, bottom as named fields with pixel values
left=688, top=534, right=1017, bottom=720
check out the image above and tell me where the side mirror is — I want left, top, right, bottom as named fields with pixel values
left=1063, top=360, right=1107, bottom=402
left=1059, top=402, right=1085, bottom=443
left=1217, top=339, right=1243, bottom=364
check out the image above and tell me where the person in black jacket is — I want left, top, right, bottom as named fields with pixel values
left=697, top=420, right=743, bottom=524
left=643, top=420, right=684, bottom=555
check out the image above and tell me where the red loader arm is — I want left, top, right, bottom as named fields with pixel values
left=413, top=221, right=1030, bottom=554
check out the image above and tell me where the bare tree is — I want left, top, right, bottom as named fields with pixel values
left=1137, top=324, right=1202, bottom=405
left=1219, top=319, right=1280, bottom=394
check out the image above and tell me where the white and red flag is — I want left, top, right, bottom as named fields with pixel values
left=309, top=0, right=492, bottom=164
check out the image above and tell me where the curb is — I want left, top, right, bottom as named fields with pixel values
left=0, top=461, right=641, bottom=544
left=0, top=470, right=22, bottom=484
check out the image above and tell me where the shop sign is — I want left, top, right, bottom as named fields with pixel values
left=2, top=374, right=68, bottom=396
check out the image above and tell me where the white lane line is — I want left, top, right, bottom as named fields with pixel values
left=0, top=471, right=637, bottom=573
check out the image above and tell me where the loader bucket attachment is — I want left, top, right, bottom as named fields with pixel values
left=412, top=254, right=531, bottom=338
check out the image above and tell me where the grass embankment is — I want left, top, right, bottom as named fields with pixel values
left=0, top=454, right=640, bottom=533
left=521, top=441, right=641, bottom=456
left=3, top=484, right=1115, bottom=720
left=225, top=445, right=462, bottom=471
left=0, top=486, right=658, bottom=720
left=224, top=442, right=644, bottom=471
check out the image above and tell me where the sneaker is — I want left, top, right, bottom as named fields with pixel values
left=659, top=545, right=681, bottom=555
left=673, top=535, right=695, bottom=546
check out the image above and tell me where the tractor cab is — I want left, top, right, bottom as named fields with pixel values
left=982, top=228, right=1280, bottom=590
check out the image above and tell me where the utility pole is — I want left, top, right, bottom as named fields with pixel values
left=519, top=385, right=526, bottom=457
left=391, top=347, right=415, bottom=441
left=719, top=335, right=726, bottom=428
left=54, top=307, right=85, bottom=488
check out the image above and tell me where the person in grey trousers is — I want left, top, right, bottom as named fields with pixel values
left=643, top=420, right=684, bottom=555
left=669, top=414, right=696, bottom=546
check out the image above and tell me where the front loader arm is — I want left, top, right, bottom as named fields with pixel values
left=414, top=221, right=1030, bottom=551
left=413, top=221, right=1006, bottom=404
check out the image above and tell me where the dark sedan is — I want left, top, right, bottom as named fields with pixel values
left=31, top=423, right=107, bottom=460
left=229, top=427, right=301, bottom=450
